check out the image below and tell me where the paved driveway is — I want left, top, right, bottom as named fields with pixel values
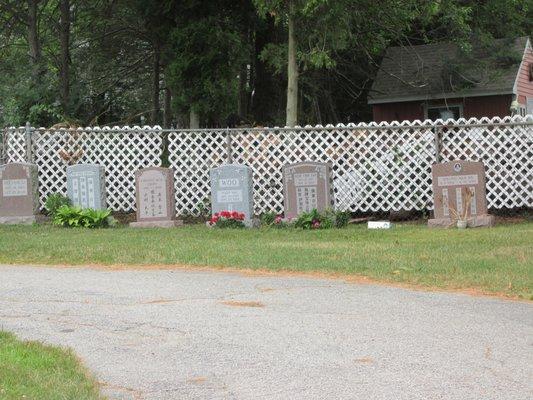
left=0, top=265, right=531, bottom=400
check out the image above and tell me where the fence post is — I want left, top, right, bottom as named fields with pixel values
left=0, top=128, right=4, bottom=164
left=433, top=126, right=442, bottom=163
left=25, top=121, right=33, bottom=163
left=226, top=128, right=233, bottom=164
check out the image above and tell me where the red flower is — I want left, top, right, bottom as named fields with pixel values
left=312, top=220, right=320, bottom=229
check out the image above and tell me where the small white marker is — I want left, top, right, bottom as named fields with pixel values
left=368, top=221, right=392, bottom=229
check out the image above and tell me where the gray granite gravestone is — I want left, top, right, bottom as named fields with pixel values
left=428, top=160, right=494, bottom=227
left=130, top=167, right=182, bottom=228
left=0, top=162, right=40, bottom=224
left=283, top=161, right=334, bottom=219
left=210, top=164, right=254, bottom=226
left=66, top=164, right=106, bottom=209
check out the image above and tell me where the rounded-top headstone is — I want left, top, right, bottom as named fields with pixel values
left=282, top=161, right=334, bottom=219
left=130, top=166, right=182, bottom=228
left=66, top=163, right=106, bottom=209
left=210, top=164, right=254, bottom=226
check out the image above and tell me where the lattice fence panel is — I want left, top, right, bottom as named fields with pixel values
left=4, top=117, right=532, bottom=215
left=440, top=117, right=533, bottom=209
left=231, top=123, right=436, bottom=213
left=4, top=127, right=163, bottom=211
left=168, top=129, right=229, bottom=214
left=3, top=128, right=27, bottom=163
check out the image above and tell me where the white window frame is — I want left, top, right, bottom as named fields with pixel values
left=424, top=103, right=464, bottom=120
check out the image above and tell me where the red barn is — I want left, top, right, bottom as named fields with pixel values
left=368, top=37, right=533, bottom=122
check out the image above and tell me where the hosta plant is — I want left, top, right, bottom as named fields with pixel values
left=44, top=193, right=71, bottom=217
left=53, top=205, right=116, bottom=228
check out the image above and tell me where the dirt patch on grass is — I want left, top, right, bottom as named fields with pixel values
left=2, top=262, right=530, bottom=302
left=221, top=301, right=264, bottom=308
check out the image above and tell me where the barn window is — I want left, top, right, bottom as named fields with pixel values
left=426, top=105, right=463, bottom=121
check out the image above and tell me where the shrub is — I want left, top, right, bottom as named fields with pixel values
left=53, top=205, right=115, bottom=228
left=294, top=208, right=351, bottom=230
left=44, top=193, right=71, bottom=217
left=261, top=211, right=289, bottom=228
left=209, top=211, right=245, bottom=228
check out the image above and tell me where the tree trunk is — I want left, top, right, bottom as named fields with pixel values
left=189, top=109, right=199, bottom=129
left=286, top=0, right=298, bottom=127
left=27, top=0, right=42, bottom=80
left=163, top=87, right=172, bottom=128
left=59, top=0, right=70, bottom=113
left=151, top=41, right=161, bottom=124
left=237, top=63, right=247, bottom=117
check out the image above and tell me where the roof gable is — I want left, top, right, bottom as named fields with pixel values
left=369, top=37, right=529, bottom=104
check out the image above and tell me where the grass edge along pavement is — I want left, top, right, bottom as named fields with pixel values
left=0, top=331, right=103, bottom=400
left=0, top=222, right=531, bottom=299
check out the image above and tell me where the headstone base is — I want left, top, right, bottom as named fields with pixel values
left=130, top=220, right=183, bottom=228
left=428, top=214, right=495, bottom=228
left=0, top=215, right=41, bottom=225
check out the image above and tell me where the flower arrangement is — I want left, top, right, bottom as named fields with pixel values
left=261, top=209, right=350, bottom=230
left=447, top=188, right=474, bottom=228
left=209, top=211, right=246, bottom=228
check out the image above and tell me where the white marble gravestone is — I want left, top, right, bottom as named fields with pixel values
left=210, top=164, right=254, bottom=226
left=130, top=167, right=182, bottom=228
left=282, top=162, right=334, bottom=219
left=0, top=162, right=40, bottom=224
left=66, top=164, right=106, bottom=209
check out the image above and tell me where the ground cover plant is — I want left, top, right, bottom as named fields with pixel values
left=44, top=193, right=72, bottom=217
left=261, top=209, right=351, bottom=229
left=0, top=331, right=102, bottom=400
left=53, top=205, right=115, bottom=228
left=0, top=222, right=531, bottom=299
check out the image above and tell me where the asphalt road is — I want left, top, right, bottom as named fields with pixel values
left=0, top=264, right=531, bottom=400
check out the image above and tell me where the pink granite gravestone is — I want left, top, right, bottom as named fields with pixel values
left=0, top=162, right=40, bottom=224
left=428, top=160, right=494, bottom=227
left=282, top=162, right=334, bottom=219
left=130, top=167, right=183, bottom=228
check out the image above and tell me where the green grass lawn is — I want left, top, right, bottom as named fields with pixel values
left=0, top=222, right=532, bottom=299
left=0, top=331, right=102, bottom=400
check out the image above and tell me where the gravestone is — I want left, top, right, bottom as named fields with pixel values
left=66, top=164, right=106, bottom=209
left=428, top=160, right=494, bottom=227
left=210, top=164, right=254, bottom=226
left=0, top=162, right=40, bottom=224
left=283, top=161, right=334, bottom=219
left=130, top=167, right=182, bottom=228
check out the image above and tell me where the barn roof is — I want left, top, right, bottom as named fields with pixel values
left=368, top=37, right=530, bottom=104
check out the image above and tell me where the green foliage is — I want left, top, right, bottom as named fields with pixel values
left=44, top=193, right=71, bottom=217
left=0, top=331, right=102, bottom=400
left=260, top=212, right=289, bottom=228
left=196, top=198, right=211, bottom=218
left=0, top=0, right=530, bottom=127
left=293, top=208, right=351, bottom=229
left=260, top=211, right=277, bottom=226
left=52, top=205, right=115, bottom=228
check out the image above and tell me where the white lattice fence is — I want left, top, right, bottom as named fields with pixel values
left=440, top=118, right=533, bottom=209
left=3, top=116, right=532, bottom=215
left=168, top=129, right=229, bottom=214
left=231, top=124, right=436, bottom=213
left=4, top=126, right=163, bottom=210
